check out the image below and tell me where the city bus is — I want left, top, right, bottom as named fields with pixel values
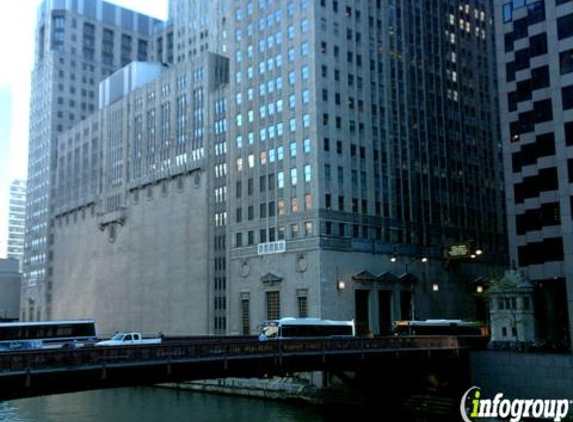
left=0, top=320, right=98, bottom=351
left=258, top=317, right=355, bottom=340
left=393, top=319, right=487, bottom=336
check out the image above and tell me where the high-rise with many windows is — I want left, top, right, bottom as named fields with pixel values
left=225, top=0, right=506, bottom=335
left=495, top=0, right=573, bottom=348
left=38, top=0, right=507, bottom=336
left=7, top=180, right=27, bottom=267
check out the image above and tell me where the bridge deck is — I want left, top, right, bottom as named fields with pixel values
left=0, top=336, right=471, bottom=401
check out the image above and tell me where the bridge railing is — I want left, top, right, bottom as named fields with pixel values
left=0, top=336, right=461, bottom=373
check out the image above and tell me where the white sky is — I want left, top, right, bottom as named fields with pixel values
left=0, top=0, right=169, bottom=257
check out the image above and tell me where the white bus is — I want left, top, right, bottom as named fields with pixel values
left=259, top=317, right=355, bottom=340
left=0, top=320, right=98, bottom=351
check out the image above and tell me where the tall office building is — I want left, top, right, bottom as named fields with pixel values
left=225, top=0, right=506, bottom=335
left=7, top=180, right=27, bottom=266
left=43, top=0, right=507, bottom=336
left=22, top=0, right=167, bottom=321
left=495, top=0, right=573, bottom=348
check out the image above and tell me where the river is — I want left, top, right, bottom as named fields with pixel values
left=0, top=387, right=367, bottom=422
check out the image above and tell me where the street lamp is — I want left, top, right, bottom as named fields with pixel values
left=388, top=255, right=429, bottom=268
left=389, top=254, right=430, bottom=321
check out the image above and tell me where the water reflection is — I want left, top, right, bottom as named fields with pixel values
left=0, top=387, right=341, bottom=422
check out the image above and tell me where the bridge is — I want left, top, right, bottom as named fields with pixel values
left=0, top=336, right=474, bottom=401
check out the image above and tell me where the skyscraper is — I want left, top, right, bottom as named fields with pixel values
left=7, top=180, right=26, bottom=267
left=22, top=0, right=167, bottom=321
left=225, top=0, right=506, bottom=334
left=36, top=0, right=507, bottom=336
left=495, top=0, right=573, bottom=348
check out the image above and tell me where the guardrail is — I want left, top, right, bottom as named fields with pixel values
left=0, top=336, right=462, bottom=374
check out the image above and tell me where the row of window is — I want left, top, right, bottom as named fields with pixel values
left=234, top=222, right=313, bottom=247
left=236, top=195, right=312, bottom=223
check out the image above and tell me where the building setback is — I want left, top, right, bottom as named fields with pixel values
left=41, top=0, right=507, bottom=336
left=22, top=0, right=168, bottom=321
left=495, top=0, right=573, bottom=348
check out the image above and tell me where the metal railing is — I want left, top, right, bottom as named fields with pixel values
left=0, top=336, right=462, bottom=374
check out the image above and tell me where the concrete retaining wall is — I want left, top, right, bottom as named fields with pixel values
left=470, top=351, right=573, bottom=398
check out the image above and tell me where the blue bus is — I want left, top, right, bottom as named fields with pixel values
left=0, top=320, right=97, bottom=351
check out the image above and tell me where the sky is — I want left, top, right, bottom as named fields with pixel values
left=0, top=0, right=169, bottom=257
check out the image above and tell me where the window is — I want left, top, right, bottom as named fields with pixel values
left=241, top=298, right=250, bottom=336
left=290, top=168, right=297, bottom=186
left=533, top=98, right=552, bottom=122
left=290, top=142, right=297, bottom=157
left=527, top=1, right=545, bottom=25
left=291, top=223, right=299, bottom=238
left=563, top=86, right=573, bottom=110
left=305, top=221, right=313, bottom=236
left=531, top=66, right=550, bottom=90
left=235, top=232, right=243, bottom=247
left=304, top=164, right=311, bottom=182
left=557, top=14, right=573, bottom=40
left=297, top=295, right=308, bottom=318
left=503, top=3, right=513, bottom=22
left=529, top=33, right=547, bottom=58
left=266, top=291, right=280, bottom=320
left=514, top=49, right=530, bottom=71
left=560, top=49, right=573, bottom=75
left=290, top=196, right=298, bottom=212
left=566, top=122, right=573, bottom=146
left=305, top=194, right=312, bottom=210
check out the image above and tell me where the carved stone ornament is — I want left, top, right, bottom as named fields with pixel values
left=239, top=260, right=250, bottom=278
left=261, top=271, right=283, bottom=286
left=295, top=253, right=308, bottom=273
left=108, top=224, right=117, bottom=243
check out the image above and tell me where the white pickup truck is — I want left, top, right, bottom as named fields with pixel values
left=95, top=332, right=162, bottom=346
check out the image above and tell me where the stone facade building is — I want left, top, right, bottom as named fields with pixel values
left=52, top=55, right=229, bottom=336
left=0, top=259, right=21, bottom=321
left=30, top=0, right=507, bottom=336
left=23, top=0, right=169, bottom=321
